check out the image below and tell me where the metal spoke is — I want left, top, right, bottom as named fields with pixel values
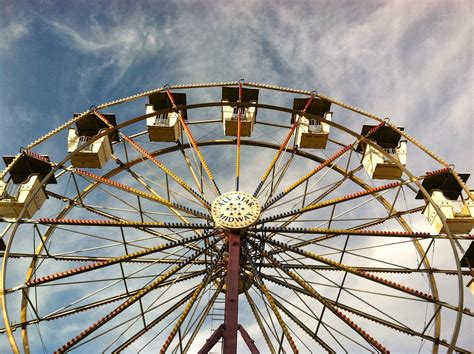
left=54, top=237, right=220, bottom=352
left=120, top=133, right=211, bottom=208
left=261, top=181, right=404, bottom=224
left=254, top=234, right=473, bottom=317
left=251, top=234, right=436, bottom=302
left=267, top=244, right=417, bottom=336
left=243, top=289, right=276, bottom=354
left=248, top=238, right=389, bottom=352
left=263, top=269, right=471, bottom=353
left=181, top=281, right=224, bottom=353
left=253, top=93, right=315, bottom=197
left=261, top=151, right=296, bottom=206
left=159, top=244, right=226, bottom=353
left=1, top=270, right=204, bottom=335
left=45, top=190, right=205, bottom=242
left=166, top=88, right=221, bottom=195
left=24, top=232, right=217, bottom=288
left=32, top=217, right=212, bottom=229
left=269, top=284, right=336, bottom=353
left=111, top=290, right=194, bottom=353
left=108, top=262, right=223, bottom=352
left=253, top=226, right=431, bottom=238
left=243, top=243, right=299, bottom=353
left=71, top=167, right=210, bottom=220
left=74, top=286, right=198, bottom=352
left=235, top=80, right=243, bottom=191
left=263, top=123, right=387, bottom=210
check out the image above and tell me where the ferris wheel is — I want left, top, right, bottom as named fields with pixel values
left=0, top=81, right=472, bottom=353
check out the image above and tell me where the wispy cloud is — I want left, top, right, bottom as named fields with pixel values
left=0, top=18, right=31, bottom=52
left=27, top=0, right=473, bottom=170
left=36, top=9, right=170, bottom=88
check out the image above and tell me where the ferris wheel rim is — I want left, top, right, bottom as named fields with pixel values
left=0, top=82, right=469, bottom=353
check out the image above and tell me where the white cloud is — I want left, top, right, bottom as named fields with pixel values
left=0, top=0, right=472, bottom=352
left=0, top=18, right=30, bottom=52
left=28, top=1, right=472, bottom=172
left=37, top=9, right=169, bottom=88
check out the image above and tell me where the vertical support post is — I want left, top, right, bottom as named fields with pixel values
left=223, top=232, right=241, bottom=354
left=199, top=230, right=258, bottom=353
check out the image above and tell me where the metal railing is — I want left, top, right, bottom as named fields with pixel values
left=78, top=135, right=93, bottom=152
left=308, top=119, right=323, bottom=133
left=153, top=113, right=170, bottom=126
left=0, top=180, right=20, bottom=200
left=382, top=147, right=399, bottom=162
left=231, top=107, right=249, bottom=121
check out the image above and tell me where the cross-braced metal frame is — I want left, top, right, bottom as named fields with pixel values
left=0, top=82, right=472, bottom=353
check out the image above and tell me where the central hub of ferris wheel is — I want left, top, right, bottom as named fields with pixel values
left=211, top=191, right=261, bottom=230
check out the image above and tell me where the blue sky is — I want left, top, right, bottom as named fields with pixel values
left=0, top=0, right=472, bottom=174
left=0, top=0, right=473, bottom=353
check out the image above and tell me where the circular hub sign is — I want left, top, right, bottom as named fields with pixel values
left=211, top=191, right=261, bottom=230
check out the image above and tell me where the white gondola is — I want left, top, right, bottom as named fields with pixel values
left=147, top=92, right=186, bottom=142
left=419, top=172, right=474, bottom=234
left=358, top=125, right=407, bottom=180
left=0, top=154, right=55, bottom=218
left=147, top=105, right=181, bottom=142
left=460, top=242, right=474, bottom=294
left=68, top=128, right=112, bottom=168
left=222, top=86, right=259, bottom=137
left=67, top=113, right=118, bottom=168
left=0, top=175, right=47, bottom=218
left=292, top=97, right=332, bottom=149
left=222, top=103, right=256, bottom=137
